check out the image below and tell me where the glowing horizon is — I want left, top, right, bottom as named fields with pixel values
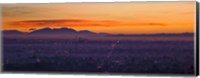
left=2, top=2, right=196, bottom=34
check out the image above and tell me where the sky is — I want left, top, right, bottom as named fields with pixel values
left=2, top=2, right=196, bottom=34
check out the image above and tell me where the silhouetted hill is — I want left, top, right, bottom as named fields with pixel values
left=79, top=30, right=96, bottom=35
left=29, top=28, right=99, bottom=36
left=98, top=33, right=109, bottom=35
left=29, top=28, right=78, bottom=35
left=3, top=30, right=25, bottom=35
left=2, top=27, right=194, bottom=38
left=108, top=33, right=194, bottom=37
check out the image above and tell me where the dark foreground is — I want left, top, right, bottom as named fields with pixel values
left=3, top=36, right=195, bottom=75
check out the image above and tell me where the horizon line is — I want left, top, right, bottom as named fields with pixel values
left=2, top=28, right=195, bottom=35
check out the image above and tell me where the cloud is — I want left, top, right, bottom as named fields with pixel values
left=8, top=19, right=167, bottom=27
left=3, top=6, right=37, bottom=17
left=29, top=28, right=36, bottom=31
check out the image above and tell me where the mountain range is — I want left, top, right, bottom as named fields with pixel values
left=3, top=28, right=97, bottom=35
left=3, top=27, right=194, bottom=37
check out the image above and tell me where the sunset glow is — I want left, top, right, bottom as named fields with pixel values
left=2, top=2, right=196, bottom=74
left=2, top=2, right=196, bottom=34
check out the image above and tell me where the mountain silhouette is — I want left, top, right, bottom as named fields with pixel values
left=3, top=30, right=25, bottom=35
left=30, top=27, right=78, bottom=35
left=108, top=33, right=194, bottom=37
left=3, top=27, right=194, bottom=38
left=3, top=28, right=100, bottom=38
left=79, top=30, right=96, bottom=35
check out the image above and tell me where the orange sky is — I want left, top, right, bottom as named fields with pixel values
left=2, top=2, right=196, bottom=34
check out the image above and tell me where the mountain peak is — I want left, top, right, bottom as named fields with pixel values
left=30, top=27, right=78, bottom=35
